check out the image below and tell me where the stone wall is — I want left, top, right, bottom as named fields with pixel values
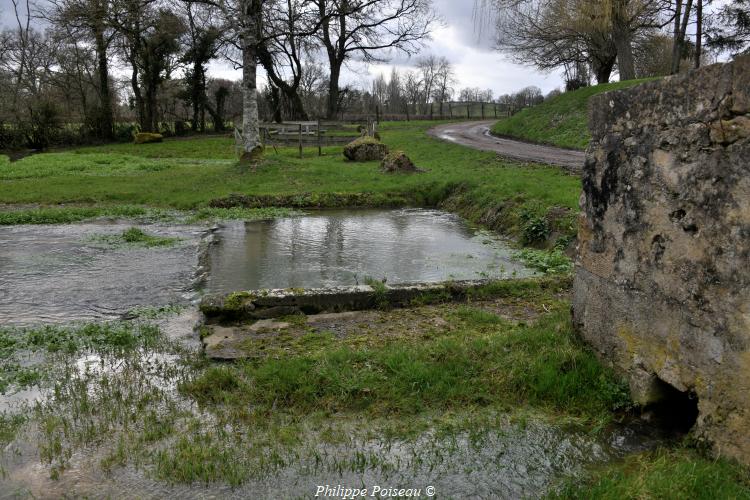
left=573, top=56, right=750, bottom=464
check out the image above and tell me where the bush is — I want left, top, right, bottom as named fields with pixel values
left=26, top=101, right=62, bottom=149
left=520, top=211, right=551, bottom=245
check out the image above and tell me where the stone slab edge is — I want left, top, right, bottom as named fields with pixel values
left=199, top=278, right=532, bottom=322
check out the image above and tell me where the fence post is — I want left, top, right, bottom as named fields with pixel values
left=449, top=102, right=453, bottom=119
left=494, top=104, right=498, bottom=118
left=298, top=123, right=303, bottom=158
left=467, top=103, right=471, bottom=120
left=481, top=102, right=485, bottom=119
left=317, top=119, right=322, bottom=156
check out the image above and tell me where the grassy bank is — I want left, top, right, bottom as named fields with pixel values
left=0, top=121, right=580, bottom=244
left=552, top=448, right=750, bottom=499
left=491, top=80, right=655, bottom=150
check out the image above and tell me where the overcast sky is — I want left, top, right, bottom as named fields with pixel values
left=6, top=0, right=733, bottom=97
left=209, top=0, right=568, bottom=96
left=1, top=0, right=568, bottom=96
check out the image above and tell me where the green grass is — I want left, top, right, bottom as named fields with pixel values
left=515, top=248, right=573, bottom=274
left=182, top=305, right=629, bottom=423
left=0, top=205, right=164, bottom=225
left=491, top=80, right=656, bottom=150
left=89, top=227, right=180, bottom=248
left=0, top=205, right=299, bottom=225
left=0, top=322, right=162, bottom=394
left=0, top=121, right=581, bottom=242
left=553, top=449, right=750, bottom=499
left=0, top=322, right=162, bottom=359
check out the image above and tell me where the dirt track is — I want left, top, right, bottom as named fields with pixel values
left=427, top=120, right=585, bottom=172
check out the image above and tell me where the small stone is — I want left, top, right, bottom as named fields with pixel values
left=249, top=319, right=290, bottom=331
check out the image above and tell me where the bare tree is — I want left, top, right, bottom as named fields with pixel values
left=179, top=0, right=223, bottom=131
left=257, top=0, right=321, bottom=121
left=670, top=0, right=694, bottom=73
left=402, top=69, right=422, bottom=119
left=430, top=57, right=455, bottom=116
left=312, top=0, right=437, bottom=119
left=486, top=0, right=672, bottom=84
left=43, top=0, right=117, bottom=138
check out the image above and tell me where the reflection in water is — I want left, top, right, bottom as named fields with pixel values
left=205, top=209, right=533, bottom=294
left=0, top=222, right=207, bottom=327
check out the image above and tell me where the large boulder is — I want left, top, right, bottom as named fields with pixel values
left=343, top=136, right=388, bottom=162
left=380, top=151, right=420, bottom=173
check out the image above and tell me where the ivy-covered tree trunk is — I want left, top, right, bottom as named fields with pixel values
left=240, top=0, right=263, bottom=161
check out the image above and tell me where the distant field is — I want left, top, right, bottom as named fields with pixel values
left=491, top=79, right=657, bottom=150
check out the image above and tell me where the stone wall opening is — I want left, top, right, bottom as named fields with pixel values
left=644, top=379, right=699, bottom=436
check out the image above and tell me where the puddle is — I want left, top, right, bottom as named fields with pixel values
left=0, top=222, right=209, bottom=326
left=204, top=209, right=533, bottom=294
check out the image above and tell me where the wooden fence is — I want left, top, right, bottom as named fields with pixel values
left=342, top=101, right=512, bottom=122
left=255, top=120, right=372, bottom=157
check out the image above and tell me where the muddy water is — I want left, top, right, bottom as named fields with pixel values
left=0, top=222, right=209, bottom=326
left=0, top=413, right=650, bottom=500
left=204, top=209, right=533, bottom=294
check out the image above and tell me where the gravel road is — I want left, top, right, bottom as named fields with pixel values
left=427, top=120, right=585, bottom=172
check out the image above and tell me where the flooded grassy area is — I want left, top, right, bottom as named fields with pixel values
left=0, top=277, right=604, bottom=497
left=1, top=274, right=746, bottom=498
left=1, top=127, right=748, bottom=497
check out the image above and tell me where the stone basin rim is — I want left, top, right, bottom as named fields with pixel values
left=199, top=277, right=541, bottom=322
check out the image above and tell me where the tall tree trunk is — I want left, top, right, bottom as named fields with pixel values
left=190, top=61, right=202, bottom=132
left=326, top=62, right=341, bottom=120
left=144, top=78, right=158, bottom=132
left=94, top=25, right=113, bottom=139
left=611, top=0, right=636, bottom=80
left=671, top=0, right=683, bottom=74
left=131, top=65, right=146, bottom=131
left=257, top=46, right=308, bottom=121
left=284, top=88, right=308, bottom=120
left=241, top=1, right=263, bottom=160
left=593, top=56, right=616, bottom=84
left=270, top=85, right=282, bottom=123
left=671, top=0, right=693, bottom=74
left=694, top=0, right=702, bottom=69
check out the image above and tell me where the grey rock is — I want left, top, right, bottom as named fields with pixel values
left=574, top=55, right=750, bottom=466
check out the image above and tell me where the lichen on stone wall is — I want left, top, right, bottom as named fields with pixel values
left=573, top=56, right=750, bottom=465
